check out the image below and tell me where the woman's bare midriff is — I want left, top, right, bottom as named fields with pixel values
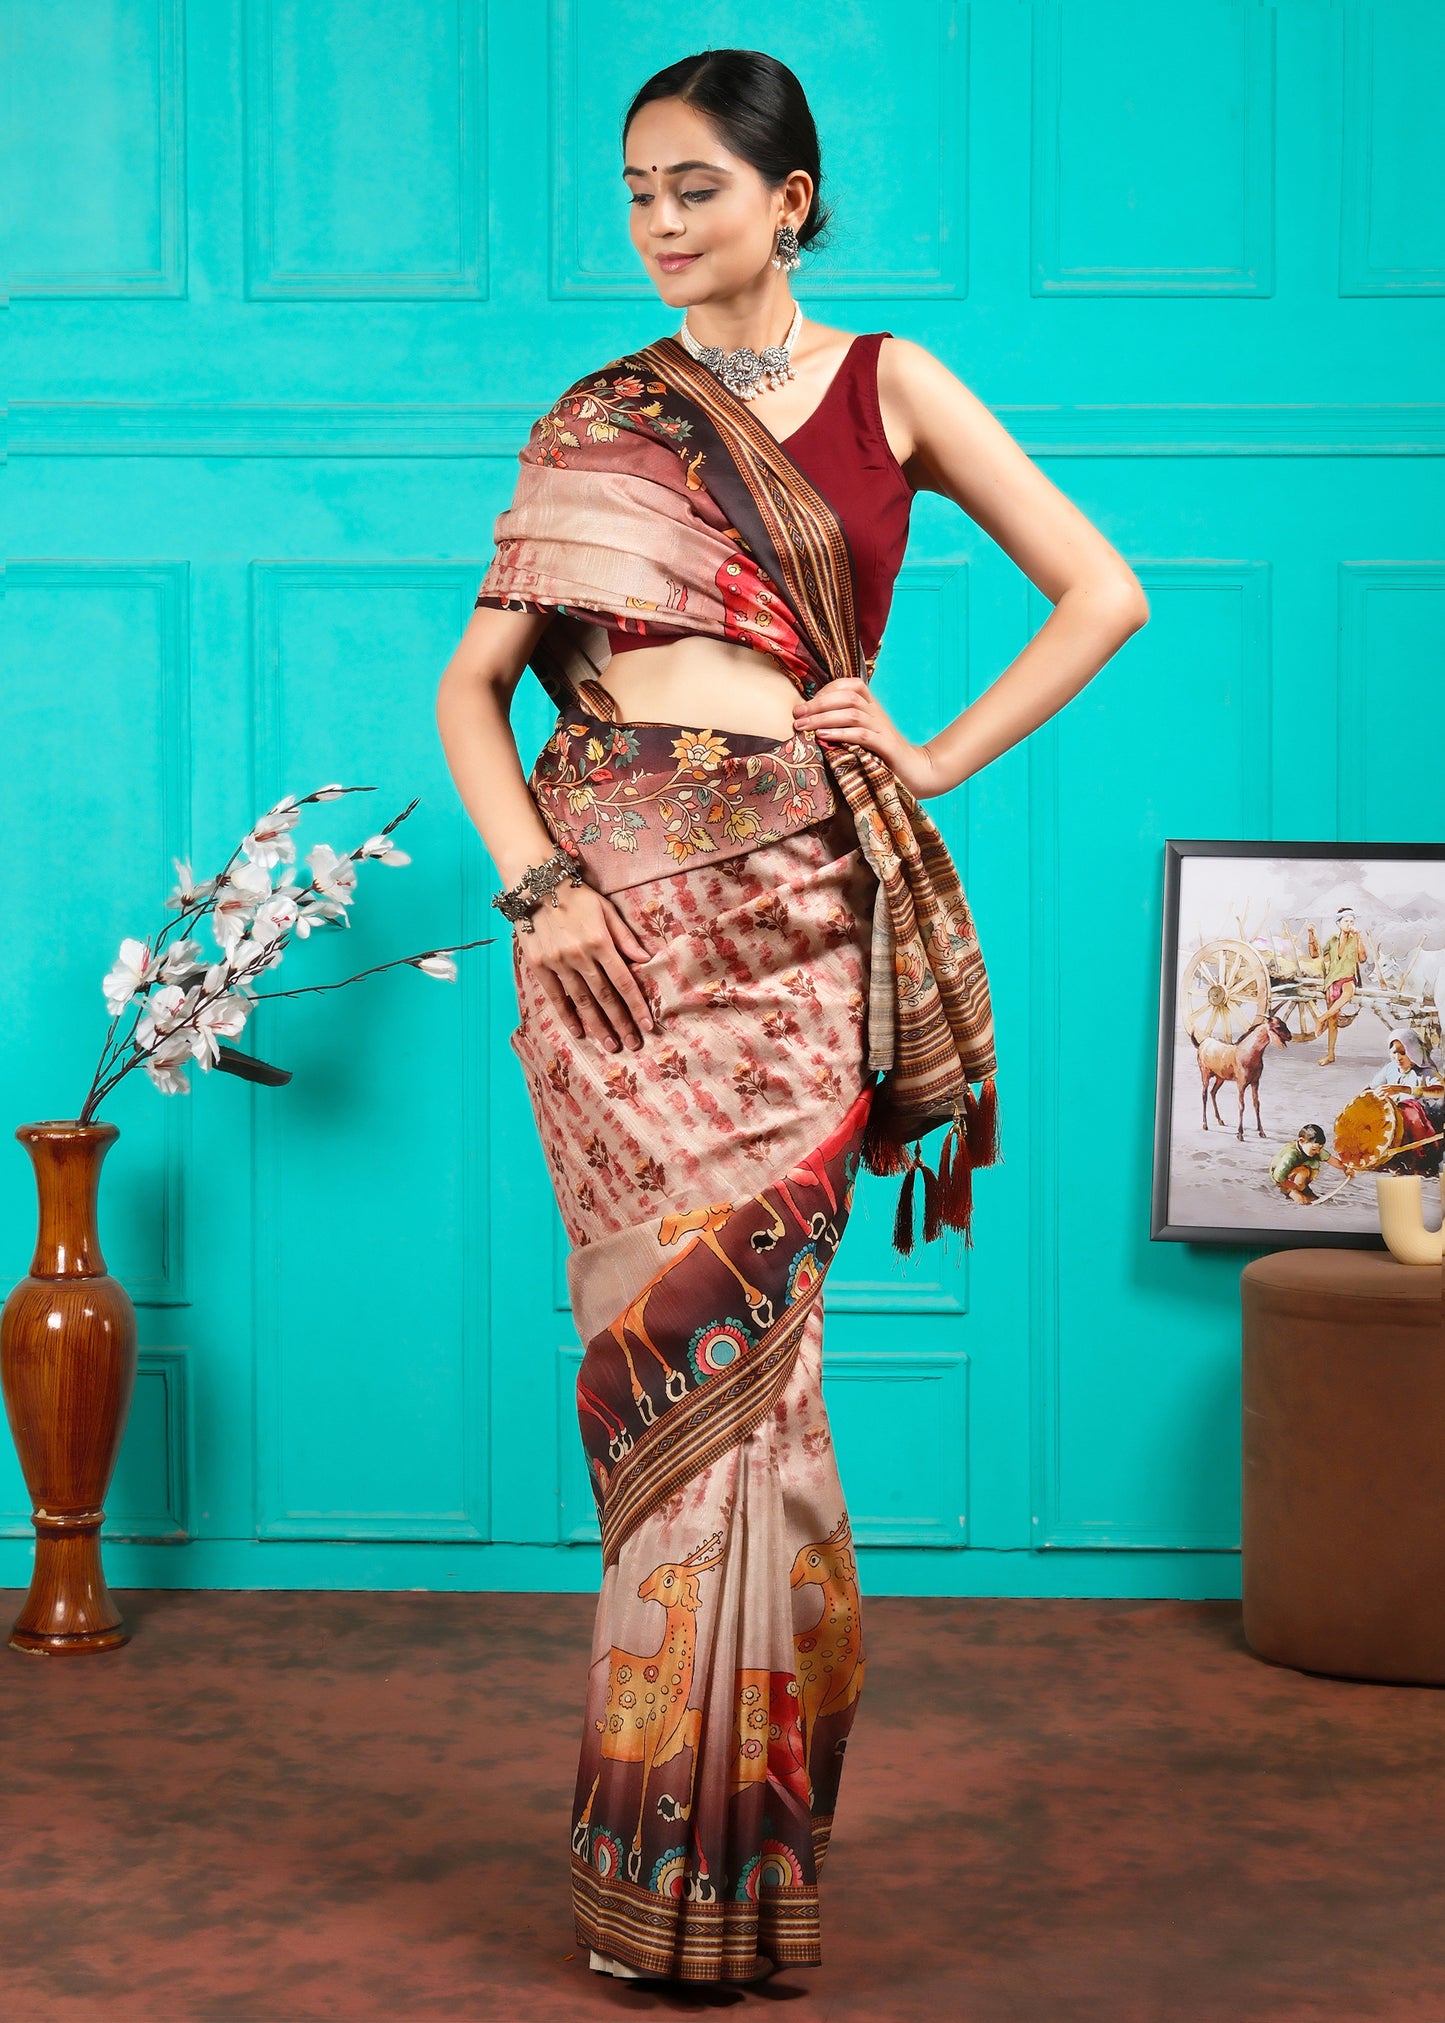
left=595, top=633, right=802, bottom=741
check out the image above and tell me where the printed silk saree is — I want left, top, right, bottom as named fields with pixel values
left=476, top=337, right=1000, bottom=1981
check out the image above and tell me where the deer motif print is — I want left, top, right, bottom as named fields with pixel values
left=790, top=1514, right=865, bottom=1779
left=576, top=1533, right=724, bottom=1881
left=730, top=1666, right=810, bottom=1808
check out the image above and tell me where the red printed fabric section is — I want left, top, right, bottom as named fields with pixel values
left=509, top=807, right=877, bottom=1256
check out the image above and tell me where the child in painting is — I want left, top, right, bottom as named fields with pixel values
left=1270, top=1124, right=1347, bottom=1205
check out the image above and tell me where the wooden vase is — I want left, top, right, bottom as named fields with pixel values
left=1, top=1120, right=137, bottom=1654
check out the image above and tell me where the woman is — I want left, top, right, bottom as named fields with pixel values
left=1368, top=1025, right=1442, bottom=1094
left=436, top=48, right=1147, bottom=1986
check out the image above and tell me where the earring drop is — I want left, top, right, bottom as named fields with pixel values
left=771, top=222, right=801, bottom=273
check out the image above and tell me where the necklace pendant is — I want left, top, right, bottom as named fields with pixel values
left=678, top=302, right=804, bottom=404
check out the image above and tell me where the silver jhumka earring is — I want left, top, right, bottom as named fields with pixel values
left=677, top=298, right=804, bottom=401
left=771, top=221, right=801, bottom=273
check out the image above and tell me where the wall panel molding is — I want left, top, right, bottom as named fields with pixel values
left=9, top=0, right=186, bottom=298
left=243, top=0, right=488, bottom=298
left=16, top=402, right=1445, bottom=459
left=1030, top=560, right=1271, bottom=1551
left=1340, top=0, right=1445, bottom=295
left=1031, top=0, right=1275, bottom=296
left=1337, top=561, right=1445, bottom=836
left=104, top=1347, right=193, bottom=1542
left=2, top=560, right=192, bottom=1309
left=249, top=561, right=490, bottom=1541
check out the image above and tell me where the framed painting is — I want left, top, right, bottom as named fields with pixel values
left=1152, top=840, right=1445, bottom=1246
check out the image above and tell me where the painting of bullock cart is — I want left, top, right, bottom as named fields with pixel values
left=1151, top=840, right=1445, bottom=1245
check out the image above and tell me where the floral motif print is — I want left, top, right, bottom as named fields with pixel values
left=671, top=728, right=730, bottom=774
left=529, top=708, right=837, bottom=885
left=512, top=808, right=875, bottom=1256
left=532, top=370, right=696, bottom=469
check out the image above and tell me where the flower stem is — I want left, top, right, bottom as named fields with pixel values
left=246, top=938, right=493, bottom=1002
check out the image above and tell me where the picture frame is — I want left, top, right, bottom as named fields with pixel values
left=1151, top=839, right=1445, bottom=1247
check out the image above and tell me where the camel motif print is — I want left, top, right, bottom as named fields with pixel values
left=575, top=1088, right=870, bottom=1568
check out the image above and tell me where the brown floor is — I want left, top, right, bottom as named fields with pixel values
left=1, top=1590, right=1442, bottom=2023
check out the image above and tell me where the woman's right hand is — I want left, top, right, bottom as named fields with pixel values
left=515, top=878, right=658, bottom=1052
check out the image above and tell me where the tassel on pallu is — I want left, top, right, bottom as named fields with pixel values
left=859, top=1070, right=1002, bottom=1254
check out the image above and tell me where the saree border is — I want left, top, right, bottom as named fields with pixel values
left=635, top=336, right=865, bottom=687
left=571, top=1812, right=839, bottom=1980
left=572, top=1855, right=826, bottom=1980
left=597, top=1261, right=827, bottom=1569
left=585, top=1080, right=875, bottom=1570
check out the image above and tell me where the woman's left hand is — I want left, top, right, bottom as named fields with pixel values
left=792, top=679, right=948, bottom=799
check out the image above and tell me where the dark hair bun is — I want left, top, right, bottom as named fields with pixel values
left=623, top=49, right=832, bottom=251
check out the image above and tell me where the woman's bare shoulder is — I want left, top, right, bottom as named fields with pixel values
left=877, top=335, right=981, bottom=413
left=877, top=335, right=1011, bottom=480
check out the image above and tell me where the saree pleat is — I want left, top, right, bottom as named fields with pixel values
left=510, top=710, right=876, bottom=1981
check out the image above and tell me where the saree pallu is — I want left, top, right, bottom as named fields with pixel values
left=509, top=705, right=877, bottom=1982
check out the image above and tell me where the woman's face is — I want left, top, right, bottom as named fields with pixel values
left=622, top=97, right=810, bottom=307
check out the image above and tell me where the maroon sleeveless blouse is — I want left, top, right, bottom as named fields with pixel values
left=606, top=330, right=913, bottom=664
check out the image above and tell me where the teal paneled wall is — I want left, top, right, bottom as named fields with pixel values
left=3, top=1, right=1442, bottom=1597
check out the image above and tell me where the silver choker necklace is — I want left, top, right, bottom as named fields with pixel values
left=677, top=302, right=804, bottom=401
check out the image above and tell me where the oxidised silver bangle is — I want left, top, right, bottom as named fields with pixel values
left=491, top=848, right=584, bottom=933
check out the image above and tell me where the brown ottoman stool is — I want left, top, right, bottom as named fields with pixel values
left=1242, top=1247, right=1444, bottom=1683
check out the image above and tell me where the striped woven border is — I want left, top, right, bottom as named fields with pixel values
left=572, top=1855, right=822, bottom=1979
left=636, top=338, right=864, bottom=684
left=598, top=1270, right=823, bottom=1568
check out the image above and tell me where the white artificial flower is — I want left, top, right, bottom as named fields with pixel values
left=310, top=784, right=348, bottom=801
left=135, top=982, right=196, bottom=1050
left=291, top=892, right=344, bottom=936
left=227, top=934, right=285, bottom=979
left=165, top=858, right=217, bottom=912
left=242, top=802, right=300, bottom=870
left=413, top=953, right=457, bottom=981
left=305, top=842, right=359, bottom=906
left=103, top=937, right=156, bottom=1015
left=210, top=861, right=274, bottom=949
left=250, top=891, right=300, bottom=944
left=205, top=951, right=262, bottom=997
left=141, top=1029, right=194, bottom=1094
left=190, top=990, right=252, bottom=1067
left=359, top=833, right=412, bottom=866
left=159, top=936, right=208, bottom=982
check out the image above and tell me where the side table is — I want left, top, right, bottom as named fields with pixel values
left=1241, top=1246, right=1444, bottom=1684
